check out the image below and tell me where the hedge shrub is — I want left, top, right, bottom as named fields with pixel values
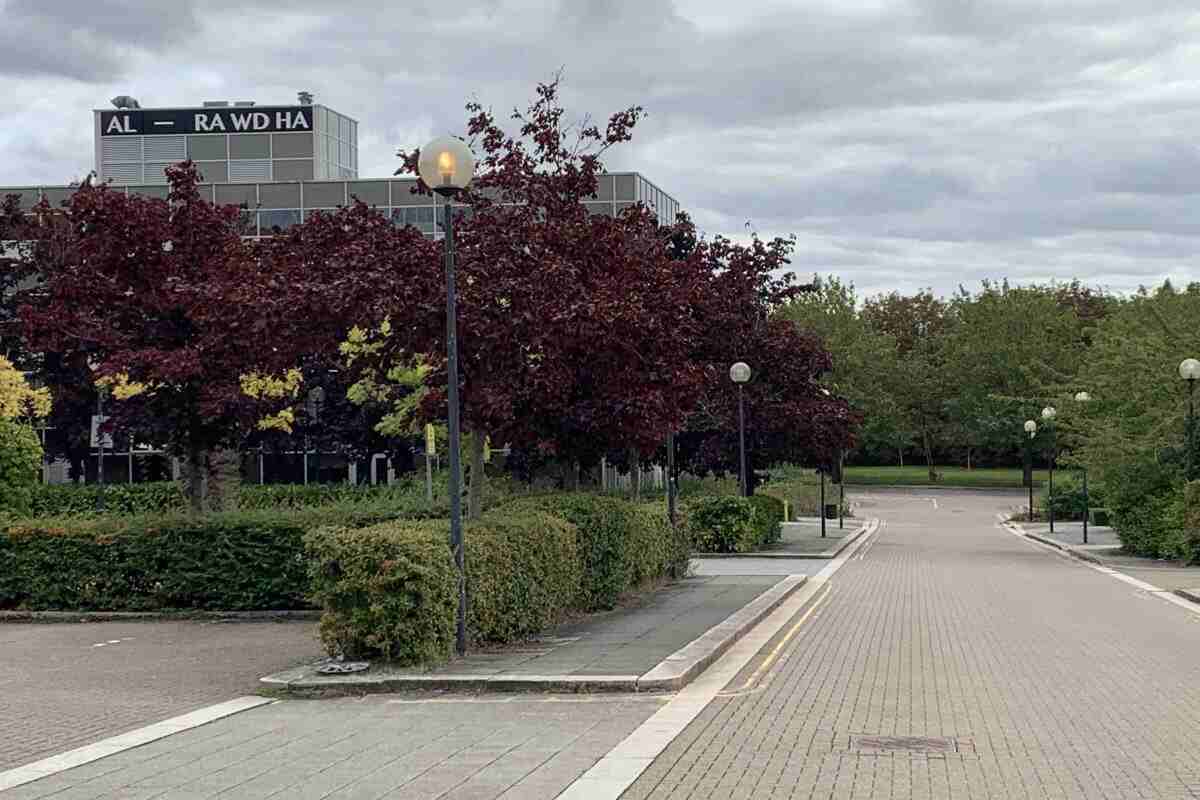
left=747, top=495, right=785, bottom=546
left=687, top=494, right=784, bottom=554
left=687, top=496, right=759, bottom=553
left=1105, top=456, right=1188, bottom=559
left=0, top=505, right=405, bottom=611
left=498, top=494, right=688, bottom=610
left=27, top=480, right=450, bottom=518
left=0, top=419, right=43, bottom=517
left=1040, top=473, right=1103, bottom=521
left=306, top=520, right=457, bottom=663
left=306, top=511, right=580, bottom=662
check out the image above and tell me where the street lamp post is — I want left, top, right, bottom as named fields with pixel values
left=1181, top=358, right=1200, bottom=482
left=95, top=386, right=106, bottom=512
left=1074, top=391, right=1091, bottom=543
left=1042, top=406, right=1057, bottom=533
left=730, top=362, right=751, bottom=497
left=1024, top=419, right=1037, bottom=521
left=419, top=136, right=475, bottom=658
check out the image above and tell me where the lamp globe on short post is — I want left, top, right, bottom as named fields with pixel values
left=1180, top=358, right=1200, bottom=482
left=1041, top=406, right=1057, bottom=533
left=1074, top=391, right=1091, bottom=542
left=1024, top=419, right=1037, bottom=521
left=418, top=135, right=475, bottom=658
left=730, top=362, right=752, bottom=497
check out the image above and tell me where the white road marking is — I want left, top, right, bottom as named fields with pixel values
left=0, top=697, right=274, bottom=792
left=557, top=518, right=881, bottom=800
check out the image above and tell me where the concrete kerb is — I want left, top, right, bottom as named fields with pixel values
left=1022, top=531, right=1105, bottom=565
left=260, top=574, right=809, bottom=697
left=691, top=519, right=869, bottom=560
left=1174, top=587, right=1200, bottom=606
left=0, top=609, right=321, bottom=624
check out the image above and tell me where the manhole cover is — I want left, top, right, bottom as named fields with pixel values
left=849, top=735, right=959, bottom=754
left=316, top=661, right=370, bottom=675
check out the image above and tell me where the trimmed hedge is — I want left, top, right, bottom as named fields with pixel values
left=686, top=494, right=784, bottom=554
left=0, top=506, right=407, bottom=611
left=497, top=494, right=688, bottom=610
left=306, top=511, right=582, bottom=662
left=28, top=481, right=449, bottom=518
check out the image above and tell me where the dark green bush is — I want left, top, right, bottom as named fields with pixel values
left=499, top=494, right=687, bottom=610
left=687, top=496, right=760, bottom=553
left=306, top=511, right=580, bottom=662
left=306, top=521, right=457, bottom=663
left=30, top=482, right=186, bottom=517
left=687, top=494, right=785, bottom=553
left=1106, top=457, right=1185, bottom=558
left=28, top=480, right=448, bottom=518
left=0, top=505, right=405, bottom=611
left=1040, top=473, right=1102, bottom=521
left=747, top=495, right=785, bottom=545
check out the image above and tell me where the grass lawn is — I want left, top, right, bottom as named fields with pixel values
left=841, top=465, right=1047, bottom=488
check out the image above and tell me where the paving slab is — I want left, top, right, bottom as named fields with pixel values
left=263, top=574, right=805, bottom=694
left=0, top=620, right=322, bottom=772
left=0, top=694, right=670, bottom=800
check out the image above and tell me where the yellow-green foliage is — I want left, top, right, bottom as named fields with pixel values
left=0, top=419, right=42, bottom=516
left=0, top=356, right=50, bottom=419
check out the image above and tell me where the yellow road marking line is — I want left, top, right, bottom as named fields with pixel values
left=724, top=581, right=833, bottom=695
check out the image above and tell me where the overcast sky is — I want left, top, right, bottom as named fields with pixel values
left=2, top=0, right=1199, bottom=299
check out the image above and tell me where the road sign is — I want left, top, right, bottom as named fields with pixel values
left=425, top=424, right=437, bottom=456
left=90, top=415, right=113, bottom=449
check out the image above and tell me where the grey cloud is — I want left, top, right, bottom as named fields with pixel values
left=2, top=0, right=1200, bottom=298
left=0, top=0, right=200, bottom=80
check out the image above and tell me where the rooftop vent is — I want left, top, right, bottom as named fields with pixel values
left=233, top=101, right=256, bottom=107
left=202, top=101, right=230, bottom=108
left=298, top=91, right=313, bottom=106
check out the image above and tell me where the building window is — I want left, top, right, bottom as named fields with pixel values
left=259, top=209, right=300, bottom=233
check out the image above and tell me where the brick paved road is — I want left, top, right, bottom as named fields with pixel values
left=0, top=621, right=322, bottom=771
left=625, top=487, right=1200, bottom=800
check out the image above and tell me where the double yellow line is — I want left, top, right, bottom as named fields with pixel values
left=720, top=581, right=834, bottom=697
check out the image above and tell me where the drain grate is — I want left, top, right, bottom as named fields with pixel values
left=849, top=735, right=964, bottom=754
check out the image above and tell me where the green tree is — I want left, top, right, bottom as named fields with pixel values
left=861, top=290, right=955, bottom=481
left=777, top=275, right=909, bottom=464
left=945, top=281, right=1085, bottom=478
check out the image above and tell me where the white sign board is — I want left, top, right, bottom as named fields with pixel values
left=90, top=415, right=113, bottom=449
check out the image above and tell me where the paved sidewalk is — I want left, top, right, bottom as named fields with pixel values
left=0, top=694, right=669, bottom=800
left=1021, top=521, right=1200, bottom=592
left=624, top=487, right=1200, bottom=799
left=264, top=575, right=795, bottom=692
left=0, top=620, right=322, bottom=773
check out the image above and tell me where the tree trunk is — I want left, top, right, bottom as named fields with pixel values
left=206, top=448, right=240, bottom=512
left=180, top=447, right=240, bottom=513
left=183, top=447, right=205, bottom=512
left=898, top=447, right=904, bottom=468
left=466, top=430, right=486, bottom=520
left=966, top=447, right=972, bottom=471
left=922, top=427, right=936, bottom=482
